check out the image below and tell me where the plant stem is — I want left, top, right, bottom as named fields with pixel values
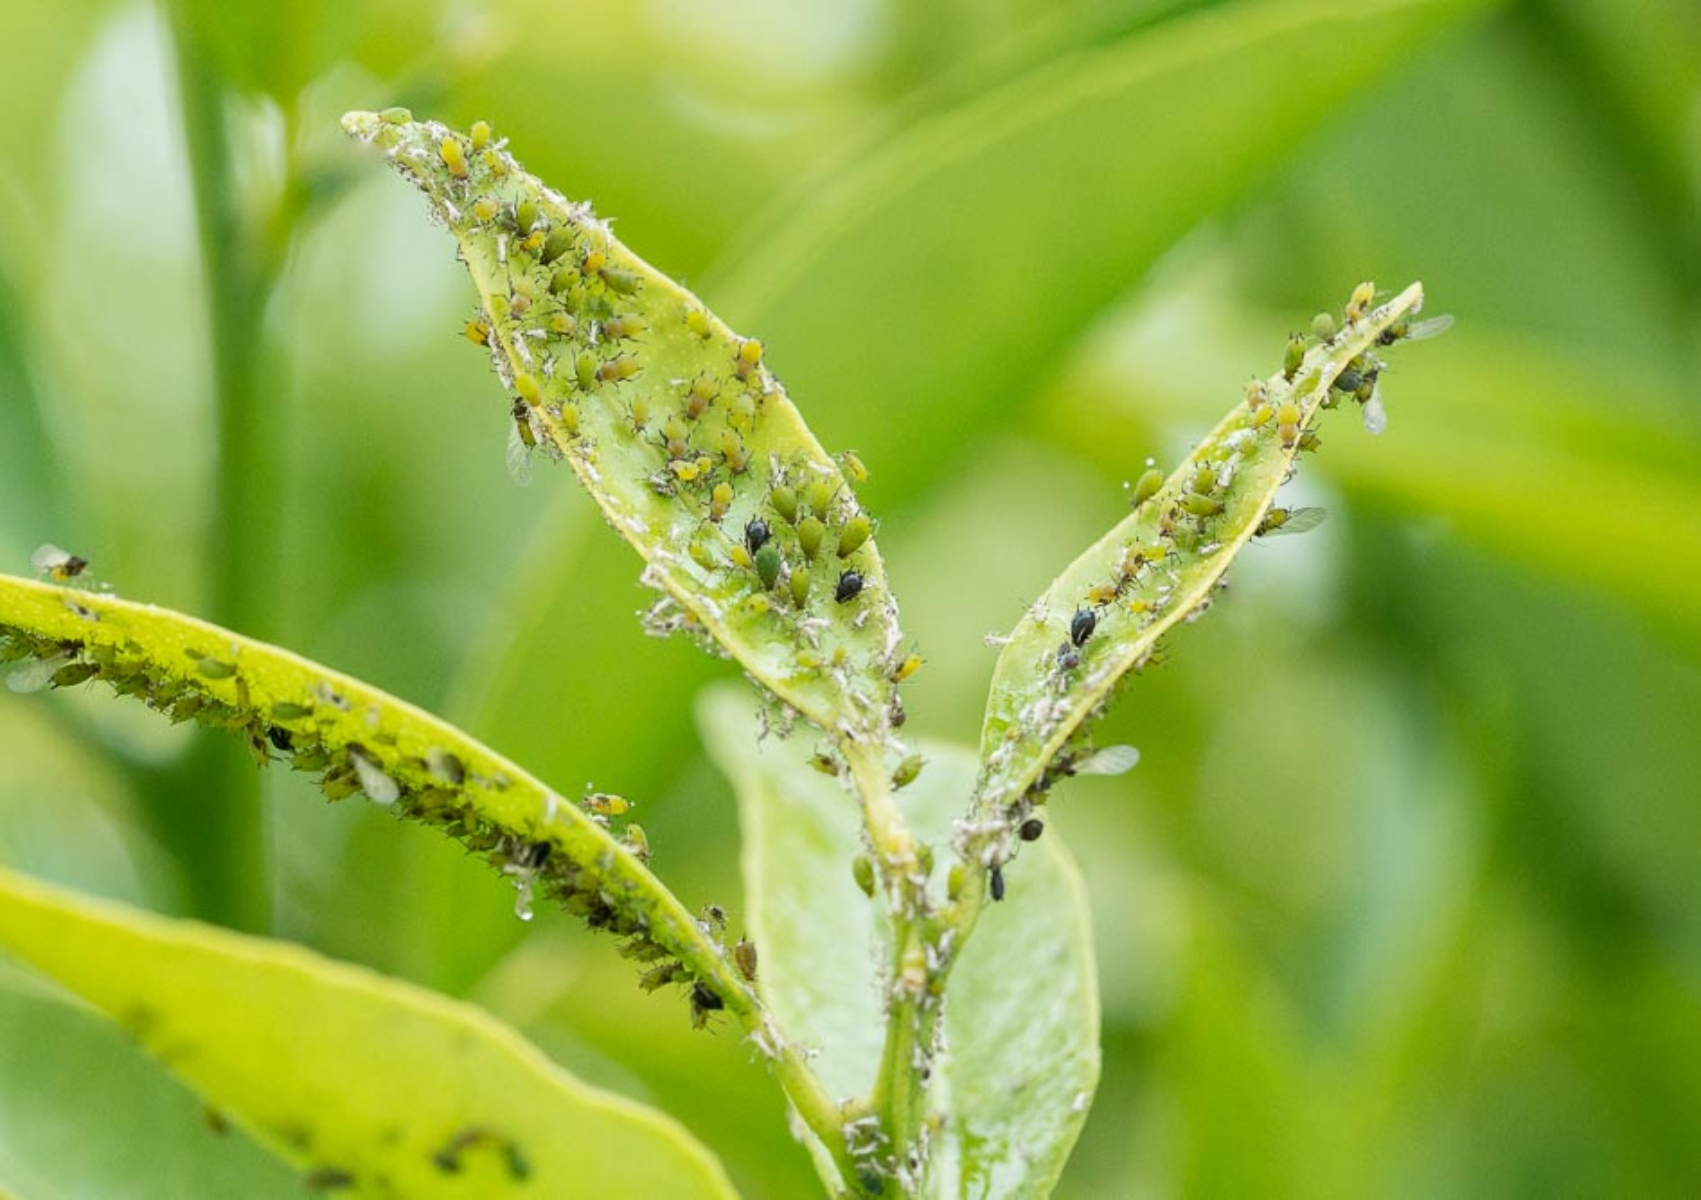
left=160, top=3, right=278, bottom=932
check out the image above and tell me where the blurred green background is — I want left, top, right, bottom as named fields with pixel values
left=3, top=0, right=1700, bottom=1194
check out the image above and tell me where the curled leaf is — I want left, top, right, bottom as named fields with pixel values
left=342, top=111, right=904, bottom=743
left=965, top=283, right=1434, bottom=876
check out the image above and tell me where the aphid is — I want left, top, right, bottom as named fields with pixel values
left=379, top=106, right=412, bottom=124
left=623, top=823, right=651, bottom=862
left=769, top=484, right=799, bottom=525
left=469, top=120, right=492, bottom=150
left=1311, top=311, right=1338, bottom=340
left=708, top=482, right=734, bottom=522
left=549, top=311, right=578, bottom=338
left=267, top=725, right=294, bottom=753
left=1069, top=607, right=1097, bottom=647
left=682, top=374, right=717, bottom=420
left=891, top=754, right=924, bottom=789
left=1180, top=493, right=1224, bottom=518
left=1130, top=466, right=1164, bottom=509
left=892, top=653, right=923, bottom=683
left=729, top=544, right=753, bottom=570
left=598, top=355, right=639, bottom=383
left=583, top=791, right=630, bottom=816
left=627, top=394, right=651, bottom=433
left=755, top=544, right=782, bottom=590
left=581, top=248, right=607, bottom=276
left=1297, top=428, right=1322, bottom=453
left=1086, top=581, right=1120, bottom=607
left=1257, top=506, right=1327, bottom=536
left=837, top=515, right=871, bottom=558
left=663, top=417, right=691, bottom=460
left=701, top=904, right=727, bottom=932
left=1019, top=817, right=1045, bottom=842
left=513, top=371, right=542, bottom=407
left=426, top=748, right=466, bottom=785
left=511, top=840, right=552, bottom=872
left=599, top=266, right=641, bottom=295
left=734, top=939, right=758, bottom=982
left=841, top=450, right=869, bottom=484
left=989, top=864, right=1006, bottom=902
left=1379, top=313, right=1454, bottom=345
left=1276, top=399, right=1303, bottom=449
left=806, top=478, right=833, bottom=516
left=690, top=981, right=725, bottom=1029
left=718, top=429, right=750, bottom=474
left=789, top=568, right=810, bottom=608
left=464, top=317, right=491, bottom=346
left=1055, top=640, right=1081, bottom=671
left=539, top=229, right=574, bottom=266
left=1345, top=280, right=1377, bottom=323
left=641, top=961, right=689, bottom=991
left=438, top=135, right=468, bottom=178
left=685, top=308, right=711, bottom=338
left=852, top=854, right=876, bottom=898
left=1244, top=380, right=1268, bottom=409
left=796, top=517, right=826, bottom=561
left=30, top=544, right=88, bottom=582
left=513, top=199, right=538, bottom=234
left=1282, top=333, right=1305, bottom=381
left=744, top=517, right=772, bottom=555
left=735, top=338, right=763, bottom=380
left=1332, top=367, right=1364, bottom=394
left=835, top=569, right=864, bottom=603
left=305, top=1166, right=356, bottom=1191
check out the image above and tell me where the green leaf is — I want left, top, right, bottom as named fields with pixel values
left=343, top=111, right=903, bottom=744
left=704, top=0, right=1489, bottom=499
left=968, top=284, right=1430, bottom=865
left=0, top=573, right=750, bottom=1026
left=0, top=965, right=302, bottom=1198
left=0, top=868, right=738, bottom=1198
left=698, top=688, right=1099, bottom=1197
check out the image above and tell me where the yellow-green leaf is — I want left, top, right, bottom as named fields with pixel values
left=0, top=868, right=738, bottom=1198
left=343, top=111, right=904, bottom=744
left=0, top=573, right=748, bottom=1026
left=966, top=284, right=1430, bottom=877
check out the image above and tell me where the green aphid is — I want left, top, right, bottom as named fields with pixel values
left=797, top=517, right=826, bottom=561
left=755, top=545, right=782, bottom=590
left=837, top=515, right=871, bottom=558
left=769, top=484, right=799, bottom=525
left=514, top=199, right=538, bottom=234
left=807, top=478, right=832, bottom=516
left=1130, top=467, right=1163, bottom=509
left=539, top=229, right=574, bottom=266
left=892, top=754, right=924, bottom=789
left=789, top=568, right=810, bottom=608
left=852, top=855, right=876, bottom=899
left=600, top=267, right=641, bottom=295
left=1283, top=333, right=1306, bottom=381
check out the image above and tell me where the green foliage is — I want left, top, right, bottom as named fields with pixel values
left=4, top=0, right=1697, bottom=1195
left=0, top=867, right=736, bottom=1198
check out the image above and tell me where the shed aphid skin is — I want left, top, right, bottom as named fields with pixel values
left=734, top=938, right=758, bottom=982
left=347, top=746, right=400, bottom=806
left=1069, top=745, right=1141, bottom=776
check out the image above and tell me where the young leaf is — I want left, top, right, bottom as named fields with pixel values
left=0, top=867, right=739, bottom=1198
left=0, top=573, right=747, bottom=1027
left=966, top=284, right=1432, bottom=874
left=342, top=111, right=903, bottom=744
left=698, top=689, right=1099, bottom=1197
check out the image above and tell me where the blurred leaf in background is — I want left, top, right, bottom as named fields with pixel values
left=2, top=0, right=1700, bottom=1194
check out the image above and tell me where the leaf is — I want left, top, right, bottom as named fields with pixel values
left=0, top=965, right=303, bottom=1198
left=0, top=573, right=750, bottom=1025
left=703, top=0, right=1489, bottom=500
left=343, top=111, right=903, bottom=744
left=698, top=688, right=1099, bottom=1197
left=968, top=284, right=1430, bottom=862
left=0, top=868, right=739, bottom=1198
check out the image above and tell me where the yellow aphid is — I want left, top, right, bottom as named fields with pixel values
left=583, top=791, right=630, bottom=816
left=719, top=429, right=750, bottom=473
left=471, top=197, right=500, bottom=223
left=730, top=545, right=753, bottom=569
left=1087, top=582, right=1120, bottom=606
left=1251, top=405, right=1274, bottom=428
left=558, top=402, right=580, bottom=436
left=1244, top=379, right=1268, bottom=408
left=549, top=311, right=577, bottom=337
left=514, top=372, right=542, bottom=406
left=709, top=482, right=734, bottom=522
left=841, top=451, right=868, bottom=484
left=438, top=136, right=468, bottom=178
left=685, top=308, right=712, bottom=338
left=464, top=319, right=490, bottom=346
left=892, top=654, right=923, bottom=684
left=603, top=314, right=645, bottom=341
left=469, top=120, right=491, bottom=151
left=1345, top=280, right=1376, bottom=323
left=670, top=459, right=703, bottom=482
left=582, top=249, right=607, bottom=276
left=522, top=230, right=546, bottom=255
left=736, top=338, right=763, bottom=379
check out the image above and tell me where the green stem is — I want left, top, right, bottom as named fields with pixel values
left=161, top=3, right=280, bottom=932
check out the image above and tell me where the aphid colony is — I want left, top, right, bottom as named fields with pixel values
left=970, top=282, right=1444, bottom=901
left=371, top=113, right=893, bottom=697
left=0, top=597, right=740, bottom=1030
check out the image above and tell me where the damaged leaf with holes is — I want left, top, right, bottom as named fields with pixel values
left=962, top=282, right=1435, bottom=890
left=343, top=111, right=906, bottom=744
